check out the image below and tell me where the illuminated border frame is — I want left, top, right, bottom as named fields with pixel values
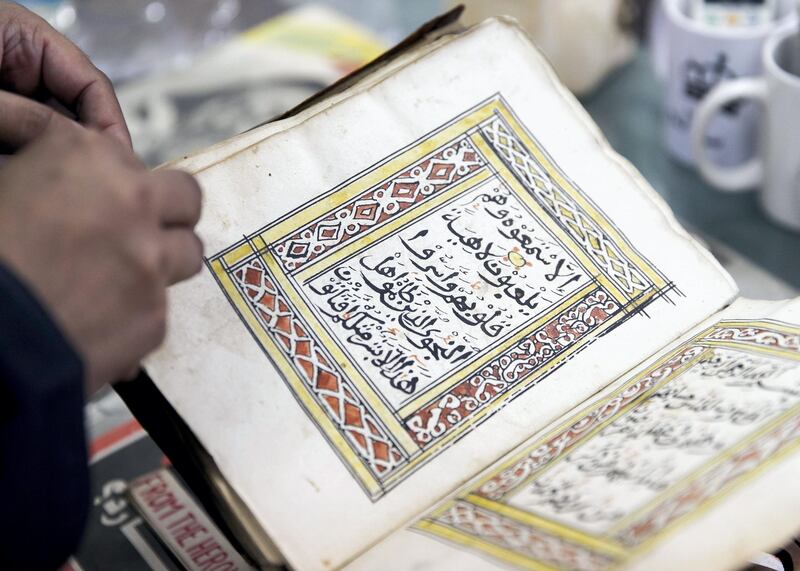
left=207, top=96, right=671, bottom=499
left=416, top=319, right=800, bottom=570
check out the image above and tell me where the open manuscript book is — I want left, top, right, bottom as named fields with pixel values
left=129, top=11, right=800, bottom=571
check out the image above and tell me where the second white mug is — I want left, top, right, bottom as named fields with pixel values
left=660, top=0, right=796, bottom=166
left=691, top=24, right=800, bottom=232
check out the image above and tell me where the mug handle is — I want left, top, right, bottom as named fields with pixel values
left=690, top=78, right=768, bottom=193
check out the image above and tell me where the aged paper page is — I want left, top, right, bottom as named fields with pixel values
left=345, top=297, right=800, bottom=571
left=146, top=18, right=737, bottom=570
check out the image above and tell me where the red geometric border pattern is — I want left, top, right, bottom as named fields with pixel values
left=430, top=500, right=616, bottom=571
left=475, top=344, right=706, bottom=501
left=404, top=290, right=622, bottom=448
left=704, top=325, right=800, bottom=353
left=616, top=409, right=800, bottom=546
left=416, top=322, right=800, bottom=568
left=210, top=99, right=670, bottom=500
left=273, top=136, right=484, bottom=273
left=232, top=258, right=406, bottom=479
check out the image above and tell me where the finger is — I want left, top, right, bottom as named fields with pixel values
left=151, top=170, right=203, bottom=227
left=45, top=40, right=132, bottom=149
left=0, top=5, right=132, bottom=148
left=161, top=229, right=204, bottom=285
left=0, top=89, right=78, bottom=151
left=120, top=366, right=142, bottom=383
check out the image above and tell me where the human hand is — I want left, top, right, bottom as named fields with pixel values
left=0, top=1, right=130, bottom=150
left=0, top=118, right=202, bottom=395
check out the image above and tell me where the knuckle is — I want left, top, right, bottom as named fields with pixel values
left=135, top=240, right=163, bottom=283
left=2, top=10, right=26, bottom=50
left=94, top=67, right=114, bottom=90
left=6, top=2, right=43, bottom=24
left=121, top=178, right=156, bottom=219
left=60, top=124, right=95, bottom=150
left=171, top=169, right=203, bottom=203
left=167, top=168, right=198, bottom=189
left=189, top=234, right=205, bottom=275
left=80, top=128, right=106, bottom=148
left=18, top=102, right=53, bottom=137
left=176, top=169, right=201, bottom=189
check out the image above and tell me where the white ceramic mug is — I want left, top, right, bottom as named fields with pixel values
left=691, top=24, right=800, bottom=231
left=660, top=0, right=796, bottom=166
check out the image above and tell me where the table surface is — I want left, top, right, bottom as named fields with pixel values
left=583, top=51, right=800, bottom=288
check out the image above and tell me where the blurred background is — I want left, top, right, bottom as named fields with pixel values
left=18, top=0, right=798, bottom=298
left=24, top=0, right=437, bottom=80
left=30, top=2, right=794, bottom=570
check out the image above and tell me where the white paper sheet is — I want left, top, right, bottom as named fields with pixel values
left=345, top=298, right=800, bottom=571
left=147, top=19, right=737, bottom=570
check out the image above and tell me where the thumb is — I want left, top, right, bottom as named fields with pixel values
left=0, top=90, right=79, bottom=152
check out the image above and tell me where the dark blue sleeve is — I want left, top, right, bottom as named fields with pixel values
left=0, top=264, right=89, bottom=570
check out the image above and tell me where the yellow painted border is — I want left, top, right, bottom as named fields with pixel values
left=624, top=422, right=800, bottom=561
left=465, top=494, right=626, bottom=558
left=488, top=103, right=668, bottom=297
left=712, top=320, right=800, bottom=337
left=260, top=103, right=497, bottom=246
left=699, top=340, right=800, bottom=361
left=213, top=238, right=628, bottom=494
left=610, top=402, right=800, bottom=537
left=415, top=520, right=563, bottom=571
left=209, top=257, right=384, bottom=497
left=395, top=283, right=596, bottom=418
left=483, top=348, right=712, bottom=500
left=294, top=168, right=492, bottom=282
left=417, top=319, right=800, bottom=569
left=208, top=96, right=668, bottom=498
left=378, top=305, right=626, bottom=490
